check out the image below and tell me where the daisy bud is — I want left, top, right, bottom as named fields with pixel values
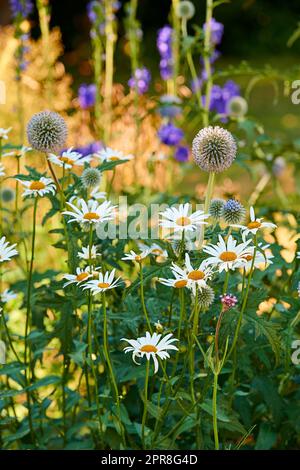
left=81, top=168, right=102, bottom=189
left=227, top=96, right=248, bottom=118
left=197, top=286, right=215, bottom=310
left=175, top=1, right=195, bottom=20
left=0, top=188, right=15, bottom=203
left=220, top=293, right=238, bottom=311
left=27, top=111, right=68, bottom=153
left=222, top=198, right=245, bottom=224
left=192, top=126, right=237, bottom=173
left=155, top=321, right=164, bottom=333
left=209, top=198, right=225, bottom=220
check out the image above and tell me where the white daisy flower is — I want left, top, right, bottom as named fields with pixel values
left=0, top=163, right=5, bottom=177
left=63, top=266, right=94, bottom=287
left=242, top=243, right=274, bottom=272
left=159, top=270, right=189, bottom=289
left=90, top=187, right=107, bottom=200
left=62, top=198, right=117, bottom=226
left=0, top=236, right=18, bottom=263
left=83, top=269, right=123, bottom=294
left=138, top=242, right=168, bottom=259
left=0, top=289, right=17, bottom=303
left=95, top=147, right=134, bottom=163
left=2, top=146, right=32, bottom=158
left=77, top=245, right=99, bottom=260
left=203, top=235, right=252, bottom=273
left=0, top=127, right=12, bottom=140
left=122, top=249, right=150, bottom=263
left=17, top=177, right=56, bottom=198
left=231, top=206, right=277, bottom=240
left=159, top=203, right=209, bottom=234
left=171, top=253, right=213, bottom=294
left=122, top=331, right=179, bottom=374
left=48, top=147, right=91, bottom=169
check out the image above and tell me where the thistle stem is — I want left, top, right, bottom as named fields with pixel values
left=139, top=263, right=152, bottom=333
left=212, top=372, right=219, bottom=450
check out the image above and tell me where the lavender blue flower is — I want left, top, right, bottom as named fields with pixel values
left=78, top=84, right=97, bottom=109
left=174, top=146, right=189, bottom=162
left=9, top=0, right=33, bottom=18
left=73, top=142, right=102, bottom=157
left=128, top=67, right=151, bottom=95
left=205, top=80, right=240, bottom=121
left=158, top=123, right=184, bottom=146
left=157, top=26, right=173, bottom=80
left=158, top=95, right=182, bottom=118
left=203, top=17, right=224, bottom=46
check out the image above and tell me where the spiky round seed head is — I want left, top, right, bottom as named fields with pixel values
left=192, top=126, right=237, bottom=173
left=27, top=111, right=68, bottom=153
left=227, top=96, right=248, bottom=118
left=0, top=188, right=15, bottom=203
left=81, top=168, right=102, bottom=188
left=209, top=198, right=225, bottom=220
left=222, top=198, right=245, bottom=224
left=197, top=286, right=215, bottom=310
left=176, top=1, right=195, bottom=19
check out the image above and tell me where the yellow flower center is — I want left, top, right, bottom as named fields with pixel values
left=140, top=345, right=158, bottom=353
left=243, top=254, right=253, bottom=261
left=219, top=251, right=237, bottom=262
left=83, top=212, right=100, bottom=220
left=176, top=216, right=191, bottom=226
left=188, top=270, right=205, bottom=281
left=174, top=279, right=188, bottom=288
left=60, top=156, right=73, bottom=165
left=152, top=248, right=163, bottom=255
left=135, top=255, right=142, bottom=262
left=110, top=156, right=120, bottom=161
left=247, top=221, right=261, bottom=229
left=29, top=181, right=46, bottom=190
left=76, top=272, right=89, bottom=282
left=98, top=282, right=110, bottom=289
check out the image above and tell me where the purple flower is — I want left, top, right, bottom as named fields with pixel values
left=78, top=84, right=97, bottom=109
left=73, top=142, right=103, bottom=157
left=203, top=18, right=224, bottom=46
left=174, top=145, right=189, bottom=162
left=9, top=0, right=33, bottom=18
left=220, top=293, right=238, bottom=312
left=206, top=80, right=240, bottom=120
left=158, top=123, right=184, bottom=146
left=128, top=67, right=151, bottom=95
left=157, top=26, right=173, bottom=80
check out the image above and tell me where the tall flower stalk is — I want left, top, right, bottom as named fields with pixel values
left=103, top=0, right=116, bottom=143
left=36, top=0, right=52, bottom=105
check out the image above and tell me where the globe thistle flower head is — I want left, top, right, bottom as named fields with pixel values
left=192, top=126, right=237, bottom=173
left=176, top=1, right=195, bottom=20
left=227, top=96, right=248, bottom=118
left=222, top=198, right=245, bottom=225
left=197, top=285, right=215, bottom=310
left=81, top=167, right=102, bottom=189
left=1, top=188, right=15, bottom=203
left=209, top=198, right=225, bottom=220
left=27, top=111, right=68, bottom=153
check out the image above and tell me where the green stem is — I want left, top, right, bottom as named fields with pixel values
left=141, top=359, right=150, bottom=449
left=172, top=0, right=180, bottom=95
left=104, top=0, right=115, bottom=143
left=227, top=235, right=257, bottom=360
left=189, top=286, right=200, bottom=404
left=102, top=291, right=125, bottom=446
left=24, top=196, right=38, bottom=444
left=139, top=264, right=152, bottom=332
left=201, top=171, right=215, bottom=247
left=181, top=18, right=203, bottom=109
left=212, top=372, right=219, bottom=450
left=203, top=0, right=214, bottom=127
left=1, top=312, right=21, bottom=363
